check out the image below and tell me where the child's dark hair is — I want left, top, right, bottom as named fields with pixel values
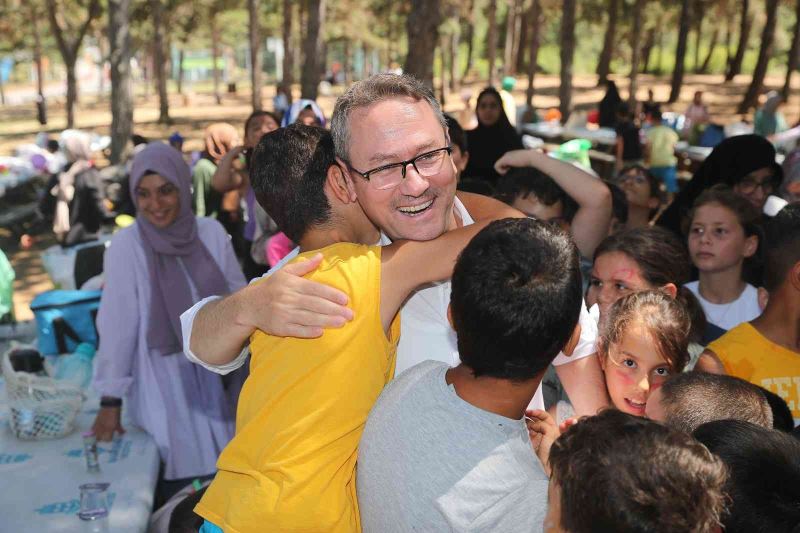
left=244, top=110, right=280, bottom=137
left=599, top=290, right=691, bottom=373
left=658, top=373, right=774, bottom=433
left=495, top=168, right=578, bottom=221
left=250, top=124, right=334, bottom=242
left=594, top=227, right=707, bottom=343
left=693, top=419, right=800, bottom=532
left=603, top=180, right=629, bottom=226
left=763, top=203, right=800, bottom=292
left=450, top=218, right=582, bottom=380
left=758, top=386, right=796, bottom=432
left=444, top=114, right=467, bottom=154
left=550, top=410, right=727, bottom=533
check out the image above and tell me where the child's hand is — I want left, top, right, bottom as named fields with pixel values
left=494, top=149, right=537, bottom=175
left=526, top=409, right=559, bottom=476
left=559, top=416, right=579, bottom=434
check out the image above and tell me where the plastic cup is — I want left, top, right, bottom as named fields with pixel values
left=82, top=432, right=100, bottom=472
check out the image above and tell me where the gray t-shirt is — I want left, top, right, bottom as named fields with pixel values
left=357, top=361, right=549, bottom=532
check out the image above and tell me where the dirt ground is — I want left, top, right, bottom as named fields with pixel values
left=1, top=72, right=796, bottom=321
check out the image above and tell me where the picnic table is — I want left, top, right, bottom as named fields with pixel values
left=0, top=372, right=160, bottom=532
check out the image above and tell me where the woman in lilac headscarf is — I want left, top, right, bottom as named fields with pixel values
left=91, top=142, right=247, bottom=505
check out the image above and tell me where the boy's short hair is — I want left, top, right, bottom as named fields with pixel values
left=250, top=124, right=334, bottom=242
left=444, top=114, right=467, bottom=154
left=758, top=386, right=796, bottom=432
left=763, top=203, right=800, bottom=292
left=657, top=372, right=773, bottom=433
left=495, top=169, right=578, bottom=221
left=693, top=419, right=800, bottom=532
left=550, top=410, right=727, bottom=533
left=450, top=218, right=582, bottom=380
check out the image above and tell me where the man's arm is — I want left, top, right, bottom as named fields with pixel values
left=456, top=191, right=524, bottom=222
left=380, top=208, right=526, bottom=330
left=495, top=149, right=612, bottom=258
left=184, top=254, right=353, bottom=366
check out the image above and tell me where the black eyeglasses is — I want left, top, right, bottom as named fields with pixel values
left=346, top=146, right=452, bottom=190
left=737, top=175, right=775, bottom=195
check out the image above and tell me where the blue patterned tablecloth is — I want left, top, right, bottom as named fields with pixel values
left=0, top=378, right=160, bottom=532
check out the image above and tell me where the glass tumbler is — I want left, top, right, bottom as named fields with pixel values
left=78, top=482, right=110, bottom=521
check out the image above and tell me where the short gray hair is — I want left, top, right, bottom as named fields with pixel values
left=330, top=73, right=448, bottom=161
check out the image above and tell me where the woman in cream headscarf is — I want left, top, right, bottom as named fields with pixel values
left=47, top=130, right=111, bottom=246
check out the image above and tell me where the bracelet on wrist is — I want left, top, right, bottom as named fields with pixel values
left=100, top=397, right=123, bottom=408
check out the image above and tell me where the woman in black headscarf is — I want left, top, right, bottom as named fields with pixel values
left=598, top=80, right=622, bottom=129
left=656, top=134, right=782, bottom=236
left=463, top=87, right=523, bottom=185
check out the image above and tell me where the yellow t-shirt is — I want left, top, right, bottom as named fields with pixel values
left=196, top=243, right=400, bottom=533
left=709, top=322, right=800, bottom=423
left=646, top=125, right=679, bottom=167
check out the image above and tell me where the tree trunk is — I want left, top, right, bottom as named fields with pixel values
left=108, top=0, right=133, bottom=164
left=249, top=0, right=263, bottom=111
left=738, top=0, right=779, bottom=113
left=559, top=0, right=576, bottom=121
left=282, top=0, right=294, bottom=101
left=692, top=0, right=704, bottom=72
left=462, top=0, right=476, bottom=79
left=628, top=0, right=645, bottom=107
left=503, top=0, right=519, bottom=76
left=699, top=24, right=720, bottom=74
left=150, top=0, right=170, bottom=122
left=515, top=8, right=529, bottom=73
left=669, top=0, right=691, bottom=103
left=403, top=0, right=442, bottom=88
left=301, top=0, right=325, bottom=99
left=525, top=0, right=542, bottom=109
left=439, top=37, right=447, bottom=105
left=449, top=28, right=460, bottom=91
left=46, top=0, right=100, bottom=128
left=486, top=0, right=498, bottom=85
left=29, top=4, right=45, bottom=101
left=210, top=12, right=222, bottom=105
left=344, top=39, right=352, bottom=84
left=177, top=47, right=185, bottom=95
left=726, top=0, right=749, bottom=80
left=641, top=27, right=656, bottom=73
left=596, top=0, right=619, bottom=84
left=65, top=58, right=78, bottom=128
left=782, top=0, right=800, bottom=100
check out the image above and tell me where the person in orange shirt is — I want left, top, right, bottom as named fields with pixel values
left=704, top=204, right=800, bottom=425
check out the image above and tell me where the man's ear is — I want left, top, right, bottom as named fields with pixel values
left=335, top=157, right=358, bottom=201
left=742, top=234, right=758, bottom=259
left=328, top=163, right=356, bottom=204
left=459, top=151, right=470, bottom=173
left=562, top=323, right=582, bottom=357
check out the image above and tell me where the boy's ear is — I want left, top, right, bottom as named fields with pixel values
left=328, top=164, right=356, bottom=204
left=757, top=286, right=769, bottom=310
left=446, top=303, right=455, bottom=331
left=661, top=283, right=678, bottom=299
left=596, top=338, right=608, bottom=371
left=790, top=261, right=800, bottom=292
left=335, top=157, right=358, bottom=201
left=742, top=234, right=758, bottom=259
left=562, top=323, right=582, bottom=357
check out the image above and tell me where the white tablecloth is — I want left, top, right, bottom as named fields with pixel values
left=0, top=379, right=160, bottom=533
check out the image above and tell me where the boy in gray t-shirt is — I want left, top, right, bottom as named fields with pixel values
left=357, top=218, right=584, bottom=532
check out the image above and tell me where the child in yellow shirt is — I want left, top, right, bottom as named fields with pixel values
left=705, top=204, right=800, bottom=424
left=195, top=124, right=520, bottom=532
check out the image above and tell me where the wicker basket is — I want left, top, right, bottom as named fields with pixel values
left=2, top=344, right=84, bottom=440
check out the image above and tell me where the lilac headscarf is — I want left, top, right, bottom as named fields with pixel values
left=130, top=142, right=229, bottom=356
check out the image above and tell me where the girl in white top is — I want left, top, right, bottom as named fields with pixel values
left=686, top=186, right=763, bottom=335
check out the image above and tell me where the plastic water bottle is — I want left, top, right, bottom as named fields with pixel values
left=54, top=343, right=95, bottom=389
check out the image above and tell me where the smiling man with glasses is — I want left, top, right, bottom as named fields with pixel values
left=181, top=74, right=608, bottom=432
